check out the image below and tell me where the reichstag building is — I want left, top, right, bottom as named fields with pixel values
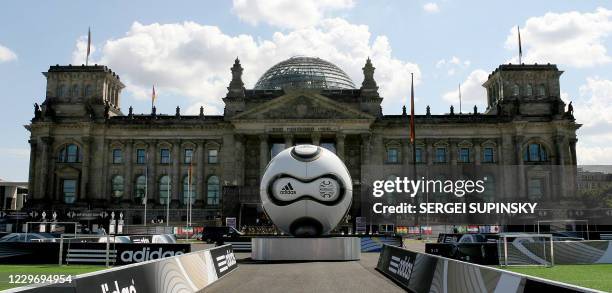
left=25, top=56, right=580, bottom=229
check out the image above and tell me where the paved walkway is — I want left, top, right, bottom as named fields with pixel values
left=204, top=252, right=404, bottom=293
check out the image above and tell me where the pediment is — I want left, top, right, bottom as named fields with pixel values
left=230, top=91, right=375, bottom=121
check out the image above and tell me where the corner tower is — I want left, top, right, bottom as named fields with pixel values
left=483, top=64, right=566, bottom=117
left=39, top=64, right=124, bottom=120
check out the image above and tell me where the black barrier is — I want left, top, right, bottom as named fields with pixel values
left=376, top=244, right=599, bottom=293
left=425, top=242, right=499, bottom=265
left=0, top=242, right=60, bottom=264
left=0, top=242, right=190, bottom=265
left=10, top=244, right=237, bottom=293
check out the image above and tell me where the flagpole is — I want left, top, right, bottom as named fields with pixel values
left=518, top=26, right=523, bottom=64
left=186, top=165, right=191, bottom=227
left=459, top=84, right=462, bottom=114
left=409, top=73, right=419, bottom=231
left=85, top=27, right=91, bottom=66
left=166, top=175, right=170, bottom=227
left=144, top=153, right=148, bottom=226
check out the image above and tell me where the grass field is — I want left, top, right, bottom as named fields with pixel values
left=501, top=264, right=612, bottom=292
left=0, top=264, right=107, bottom=290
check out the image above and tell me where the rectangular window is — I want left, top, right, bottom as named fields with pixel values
left=387, top=148, right=399, bottom=163
left=208, top=149, right=218, bottom=164
left=459, top=148, right=470, bottom=163
left=483, top=147, right=494, bottom=163
left=184, top=149, right=193, bottom=164
left=415, top=148, right=423, bottom=163
left=63, top=179, right=76, bottom=204
left=270, top=143, right=285, bottom=159
left=112, top=149, right=122, bottom=164
left=528, top=178, right=544, bottom=199
left=435, top=148, right=447, bottom=163
left=320, top=142, right=336, bottom=154
left=136, top=149, right=146, bottom=164
left=160, top=149, right=171, bottom=164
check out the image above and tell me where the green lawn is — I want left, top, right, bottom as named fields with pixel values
left=501, top=264, right=612, bottom=292
left=0, top=264, right=107, bottom=290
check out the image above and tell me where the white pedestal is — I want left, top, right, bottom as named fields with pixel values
left=251, top=237, right=361, bottom=261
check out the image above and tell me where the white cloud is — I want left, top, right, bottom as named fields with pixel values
left=82, top=19, right=420, bottom=114
left=0, top=147, right=29, bottom=158
left=573, top=77, right=612, bottom=164
left=436, top=56, right=471, bottom=75
left=232, top=0, right=354, bottom=29
left=423, top=3, right=439, bottom=13
left=71, top=35, right=96, bottom=65
left=442, top=69, right=488, bottom=112
left=505, top=8, right=612, bottom=67
left=0, top=44, right=17, bottom=63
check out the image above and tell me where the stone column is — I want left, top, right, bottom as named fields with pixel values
left=125, top=140, right=133, bottom=201
left=259, top=134, right=269, bottom=176
left=28, top=139, right=37, bottom=199
left=312, top=132, right=321, bottom=146
left=284, top=134, right=293, bottom=149
left=569, top=139, right=578, bottom=165
left=515, top=136, right=526, bottom=199
left=196, top=141, right=205, bottom=204
left=336, top=132, right=345, bottom=160
left=234, top=134, right=245, bottom=186
left=360, top=133, right=372, bottom=166
left=147, top=141, right=157, bottom=204
left=474, top=140, right=481, bottom=165
left=450, top=139, right=457, bottom=165
left=426, top=139, right=434, bottom=165
left=80, top=136, right=92, bottom=201
left=39, top=137, right=53, bottom=201
left=555, top=135, right=567, bottom=199
left=172, top=140, right=181, bottom=204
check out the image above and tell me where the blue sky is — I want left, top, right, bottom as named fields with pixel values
left=0, top=0, right=611, bottom=181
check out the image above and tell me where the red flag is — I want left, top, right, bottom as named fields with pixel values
left=410, top=73, right=415, bottom=144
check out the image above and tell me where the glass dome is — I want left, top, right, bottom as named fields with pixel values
left=254, top=56, right=356, bottom=90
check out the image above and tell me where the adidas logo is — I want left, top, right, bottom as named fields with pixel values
left=279, top=182, right=297, bottom=195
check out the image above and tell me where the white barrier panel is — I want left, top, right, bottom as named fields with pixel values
left=7, top=244, right=237, bottom=293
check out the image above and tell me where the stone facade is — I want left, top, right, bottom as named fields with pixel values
left=25, top=59, right=580, bottom=228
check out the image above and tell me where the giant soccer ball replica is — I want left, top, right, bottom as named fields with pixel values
left=260, top=145, right=353, bottom=236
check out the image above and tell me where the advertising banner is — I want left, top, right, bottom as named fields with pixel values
left=114, top=243, right=191, bottom=265
left=377, top=244, right=599, bottom=293
left=226, top=217, right=237, bottom=229
left=11, top=245, right=237, bottom=293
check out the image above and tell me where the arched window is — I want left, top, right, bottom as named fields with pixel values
left=523, top=143, right=548, bottom=162
left=207, top=176, right=220, bottom=205
left=537, top=84, right=546, bottom=96
left=58, top=144, right=81, bottom=163
left=111, top=175, right=124, bottom=198
left=512, top=84, right=519, bottom=96
left=159, top=175, right=171, bottom=204
left=182, top=175, right=196, bottom=205
left=84, top=84, right=92, bottom=96
left=134, top=175, right=147, bottom=201
left=57, top=84, right=66, bottom=97
left=62, top=179, right=77, bottom=204
left=71, top=84, right=80, bottom=97
left=524, top=84, right=532, bottom=96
